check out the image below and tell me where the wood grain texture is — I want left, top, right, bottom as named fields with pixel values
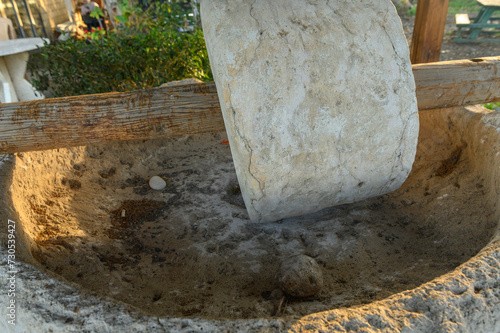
left=413, top=56, right=500, bottom=110
left=0, top=82, right=223, bottom=153
left=410, top=0, right=450, bottom=64
left=1, top=57, right=500, bottom=154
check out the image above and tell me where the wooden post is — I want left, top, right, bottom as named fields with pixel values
left=0, top=57, right=500, bottom=154
left=410, top=0, right=450, bottom=64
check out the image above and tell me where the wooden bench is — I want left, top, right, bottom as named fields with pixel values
left=456, top=13, right=471, bottom=26
left=455, top=12, right=500, bottom=42
left=455, top=13, right=475, bottom=42
left=455, top=1, right=500, bottom=43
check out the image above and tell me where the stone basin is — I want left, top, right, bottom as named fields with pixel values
left=0, top=105, right=499, bottom=332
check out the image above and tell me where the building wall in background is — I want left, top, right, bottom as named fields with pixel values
left=0, top=0, right=70, bottom=39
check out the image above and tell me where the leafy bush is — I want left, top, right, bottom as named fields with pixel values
left=483, top=102, right=500, bottom=110
left=448, top=0, right=481, bottom=15
left=29, top=1, right=212, bottom=97
left=403, top=0, right=480, bottom=16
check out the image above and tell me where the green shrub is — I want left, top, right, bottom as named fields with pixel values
left=483, top=102, right=500, bottom=110
left=448, top=0, right=481, bottom=15
left=29, top=1, right=212, bottom=97
left=407, top=5, right=417, bottom=16
left=405, top=0, right=480, bottom=16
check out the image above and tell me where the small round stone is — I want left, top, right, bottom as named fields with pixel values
left=277, top=254, right=323, bottom=298
left=149, top=176, right=166, bottom=190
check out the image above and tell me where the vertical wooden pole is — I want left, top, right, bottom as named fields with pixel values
left=410, top=0, right=450, bottom=64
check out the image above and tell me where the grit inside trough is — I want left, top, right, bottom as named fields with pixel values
left=1, top=105, right=500, bottom=332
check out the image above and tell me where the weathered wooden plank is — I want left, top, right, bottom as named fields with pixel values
left=413, top=56, right=500, bottom=110
left=0, top=82, right=224, bottom=153
left=410, top=0, right=450, bottom=63
left=0, top=57, right=500, bottom=154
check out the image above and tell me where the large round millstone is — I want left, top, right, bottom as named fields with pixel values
left=201, top=0, right=419, bottom=222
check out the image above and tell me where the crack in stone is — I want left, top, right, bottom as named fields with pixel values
left=249, top=0, right=258, bottom=24
left=385, top=113, right=413, bottom=194
left=248, top=0, right=266, bottom=67
left=226, top=83, right=265, bottom=220
left=377, top=11, right=417, bottom=195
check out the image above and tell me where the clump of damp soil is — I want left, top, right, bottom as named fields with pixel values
left=8, top=108, right=500, bottom=320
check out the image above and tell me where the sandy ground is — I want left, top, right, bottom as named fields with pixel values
left=5, top=106, right=498, bottom=321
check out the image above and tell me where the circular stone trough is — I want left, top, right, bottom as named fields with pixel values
left=1, top=106, right=500, bottom=332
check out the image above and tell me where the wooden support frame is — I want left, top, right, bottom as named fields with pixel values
left=413, top=56, right=500, bottom=110
left=0, top=57, right=499, bottom=154
left=0, top=83, right=223, bottom=153
left=411, top=0, right=450, bottom=64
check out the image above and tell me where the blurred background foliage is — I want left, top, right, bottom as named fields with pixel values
left=29, top=0, right=212, bottom=97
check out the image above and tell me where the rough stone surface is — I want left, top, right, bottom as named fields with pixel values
left=201, top=0, right=419, bottom=222
left=277, top=255, right=323, bottom=298
left=0, top=106, right=499, bottom=332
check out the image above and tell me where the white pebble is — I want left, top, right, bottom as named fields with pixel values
left=149, top=176, right=166, bottom=190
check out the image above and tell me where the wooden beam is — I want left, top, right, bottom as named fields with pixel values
left=0, top=82, right=224, bottom=153
left=410, top=0, right=450, bottom=64
left=0, top=56, right=500, bottom=154
left=413, top=56, right=500, bottom=110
